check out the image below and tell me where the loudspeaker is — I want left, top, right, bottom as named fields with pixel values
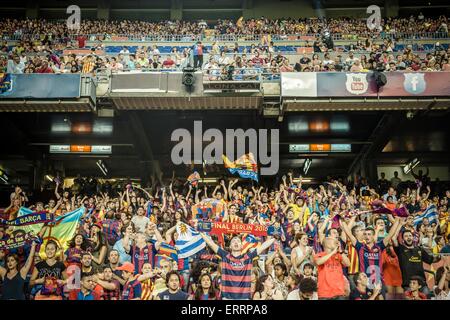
left=182, top=66, right=196, bottom=87
left=374, top=71, right=387, bottom=89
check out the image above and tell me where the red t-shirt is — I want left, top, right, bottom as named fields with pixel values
left=77, top=36, right=87, bottom=48
left=36, top=66, right=53, bottom=73
left=314, top=252, right=346, bottom=299
left=405, top=290, right=427, bottom=300
left=163, top=59, right=175, bottom=67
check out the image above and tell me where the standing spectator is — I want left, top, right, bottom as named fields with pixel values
left=391, top=171, right=402, bottom=190
left=394, top=229, right=442, bottom=295
left=200, top=233, right=275, bottom=300
left=313, top=238, right=350, bottom=300
left=192, top=41, right=205, bottom=69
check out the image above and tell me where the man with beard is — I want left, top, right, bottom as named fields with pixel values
left=394, top=229, right=442, bottom=295
left=94, top=266, right=121, bottom=300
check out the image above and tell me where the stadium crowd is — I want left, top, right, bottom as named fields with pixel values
left=0, top=15, right=449, bottom=77
left=0, top=15, right=448, bottom=40
left=1, top=169, right=449, bottom=300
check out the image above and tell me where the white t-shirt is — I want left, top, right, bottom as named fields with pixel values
left=131, top=215, right=150, bottom=233
left=287, top=289, right=318, bottom=300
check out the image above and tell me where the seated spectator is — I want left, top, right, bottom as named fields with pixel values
left=405, top=276, right=428, bottom=300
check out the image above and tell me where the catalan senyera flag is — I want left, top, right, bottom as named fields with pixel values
left=15, top=206, right=85, bottom=256
left=222, top=153, right=258, bottom=182
left=241, top=234, right=260, bottom=254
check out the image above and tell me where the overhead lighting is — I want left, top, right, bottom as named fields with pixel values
left=96, top=160, right=108, bottom=176
left=50, top=145, right=112, bottom=154
left=200, top=178, right=218, bottom=184
left=293, top=178, right=312, bottom=183
left=290, top=144, right=351, bottom=153
left=302, top=159, right=312, bottom=175
left=403, top=158, right=420, bottom=174
left=0, top=169, right=8, bottom=184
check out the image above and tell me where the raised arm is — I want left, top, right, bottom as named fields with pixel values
left=340, top=219, right=357, bottom=247
left=203, top=185, right=208, bottom=199
left=186, top=185, right=192, bottom=201
left=54, top=182, right=61, bottom=200
left=314, top=246, right=338, bottom=266
left=256, top=237, right=275, bottom=255
left=382, top=216, right=401, bottom=247
left=200, top=232, right=219, bottom=254
left=161, top=189, right=167, bottom=212
left=169, top=182, right=175, bottom=200
left=21, top=237, right=36, bottom=279
left=220, top=180, right=228, bottom=201
left=212, top=185, right=219, bottom=198
left=165, top=225, right=178, bottom=243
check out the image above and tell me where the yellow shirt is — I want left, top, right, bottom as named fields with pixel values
left=290, top=204, right=310, bottom=226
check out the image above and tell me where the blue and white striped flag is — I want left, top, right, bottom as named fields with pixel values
left=413, top=204, right=438, bottom=226
left=175, top=222, right=206, bottom=259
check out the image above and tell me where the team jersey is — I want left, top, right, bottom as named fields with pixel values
left=101, top=280, right=120, bottom=300
left=129, top=244, right=157, bottom=274
left=354, top=240, right=386, bottom=284
left=217, top=247, right=258, bottom=300
left=121, top=279, right=142, bottom=300
left=101, top=219, right=121, bottom=246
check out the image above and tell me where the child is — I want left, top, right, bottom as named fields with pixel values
left=405, top=276, right=427, bottom=300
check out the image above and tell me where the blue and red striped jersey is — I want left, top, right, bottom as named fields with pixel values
left=217, top=247, right=257, bottom=300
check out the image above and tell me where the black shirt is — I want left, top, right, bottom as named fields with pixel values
left=394, top=244, right=435, bottom=287
left=300, top=57, right=311, bottom=65
left=35, top=260, right=66, bottom=279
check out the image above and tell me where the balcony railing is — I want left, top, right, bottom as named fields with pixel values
left=2, top=31, right=449, bottom=42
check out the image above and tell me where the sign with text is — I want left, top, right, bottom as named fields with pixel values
left=198, top=221, right=268, bottom=237
left=281, top=72, right=450, bottom=97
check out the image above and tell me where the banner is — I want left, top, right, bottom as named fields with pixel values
left=281, top=72, right=450, bottom=98
left=191, top=198, right=225, bottom=220
left=0, top=231, right=40, bottom=250
left=175, top=223, right=206, bottom=259
left=223, top=153, right=259, bottom=182
left=0, top=212, right=53, bottom=227
left=0, top=74, right=81, bottom=98
left=198, top=221, right=268, bottom=237
left=16, top=207, right=85, bottom=253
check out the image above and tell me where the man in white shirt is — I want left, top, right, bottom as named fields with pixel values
left=345, top=51, right=357, bottom=69
left=7, top=55, right=25, bottom=74
left=131, top=206, right=150, bottom=233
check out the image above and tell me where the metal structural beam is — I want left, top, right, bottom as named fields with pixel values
left=127, top=112, right=160, bottom=185
left=347, top=112, right=403, bottom=183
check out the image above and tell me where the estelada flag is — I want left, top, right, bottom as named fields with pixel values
left=222, top=153, right=258, bottom=182
left=187, top=171, right=200, bottom=187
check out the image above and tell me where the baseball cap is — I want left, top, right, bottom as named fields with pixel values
left=115, top=262, right=135, bottom=273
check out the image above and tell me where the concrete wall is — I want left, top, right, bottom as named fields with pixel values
left=244, top=0, right=315, bottom=19
left=377, top=165, right=450, bottom=181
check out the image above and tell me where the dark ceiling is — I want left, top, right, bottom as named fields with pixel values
left=1, top=110, right=449, bottom=187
